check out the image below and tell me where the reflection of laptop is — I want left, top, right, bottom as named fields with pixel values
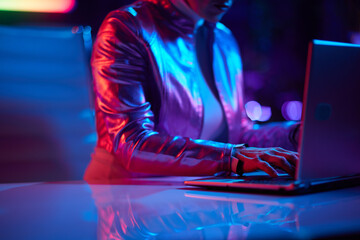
left=185, top=40, right=360, bottom=194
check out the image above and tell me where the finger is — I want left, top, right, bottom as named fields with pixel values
left=262, top=154, right=295, bottom=176
left=233, top=149, right=253, bottom=161
left=257, top=159, right=278, bottom=178
left=274, top=147, right=288, bottom=152
left=231, top=157, right=239, bottom=173
left=272, top=150, right=299, bottom=166
left=274, top=147, right=298, bottom=154
left=236, top=152, right=266, bottom=174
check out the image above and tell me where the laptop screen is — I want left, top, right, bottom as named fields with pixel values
left=297, top=40, right=360, bottom=180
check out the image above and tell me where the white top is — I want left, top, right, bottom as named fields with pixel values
left=169, top=0, right=226, bottom=141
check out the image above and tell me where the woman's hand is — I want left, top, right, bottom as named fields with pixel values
left=231, top=147, right=299, bottom=177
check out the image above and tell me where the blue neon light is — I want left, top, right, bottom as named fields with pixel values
left=313, top=39, right=360, bottom=48
left=128, top=7, right=137, bottom=17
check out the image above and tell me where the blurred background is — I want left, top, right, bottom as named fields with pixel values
left=0, top=0, right=359, bottom=182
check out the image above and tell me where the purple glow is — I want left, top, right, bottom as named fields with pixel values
left=259, top=106, right=272, bottom=122
left=351, top=33, right=360, bottom=44
left=245, top=101, right=261, bottom=121
left=244, top=72, right=264, bottom=90
left=245, top=101, right=272, bottom=122
left=281, top=101, right=302, bottom=121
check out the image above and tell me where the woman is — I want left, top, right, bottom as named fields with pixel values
left=84, top=0, right=300, bottom=180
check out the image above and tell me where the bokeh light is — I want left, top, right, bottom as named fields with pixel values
left=0, top=0, right=76, bottom=13
left=259, top=106, right=272, bottom=122
left=245, top=101, right=261, bottom=121
left=245, top=101, right=272, bottom=122
left=281, top=101, right=302, bottom=121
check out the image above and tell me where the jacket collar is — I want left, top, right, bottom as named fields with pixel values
left=168, top=0, right=203, bottom=25
left=155, top=0, right=204, bottom=37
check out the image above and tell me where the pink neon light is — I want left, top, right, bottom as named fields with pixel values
left=0, top=0, right=76, bottom=13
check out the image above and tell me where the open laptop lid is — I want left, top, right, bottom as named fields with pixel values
left=184, top=40, right=360, bottom=194
left=297, top=40, right=360, bottom=181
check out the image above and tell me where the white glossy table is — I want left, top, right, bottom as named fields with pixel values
left=1, top=177, right=360, bottom=239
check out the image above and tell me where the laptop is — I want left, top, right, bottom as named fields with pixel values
left=185, top=40, right=360, bottom=194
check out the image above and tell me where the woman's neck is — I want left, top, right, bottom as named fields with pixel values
left=169, top=0, right=204, bottom=27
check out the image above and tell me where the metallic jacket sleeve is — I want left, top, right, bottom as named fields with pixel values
left=91, top=13, right=233, bottom=176
left=239, top=120, right=299, bottom=151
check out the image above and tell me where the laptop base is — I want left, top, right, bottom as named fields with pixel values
left=184, top=174, right=360, bottom=195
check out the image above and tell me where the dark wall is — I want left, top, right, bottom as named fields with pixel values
left=221, top=0, right=360, bottom=120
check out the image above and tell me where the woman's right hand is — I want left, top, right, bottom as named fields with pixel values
left=231, top=147, right=299, bottom=177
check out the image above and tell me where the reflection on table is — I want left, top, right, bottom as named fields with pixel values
left=88, top=177, right=360, bottom=239
left=0, top=177, right=360, bottom=239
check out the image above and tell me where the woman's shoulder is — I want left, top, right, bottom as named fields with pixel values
left=214, top=23, right=236, bottom=42
left=214, top=22, right=240, bottom=51
left=98, top=1, right=159, bottom=43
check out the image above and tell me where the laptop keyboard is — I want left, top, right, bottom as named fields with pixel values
left=235, top=176, right=295, bottom=185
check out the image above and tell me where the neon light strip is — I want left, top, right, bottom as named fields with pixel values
left=313, top=39, right=360, bottom=48
left=0, top=0, right=76, bottom=13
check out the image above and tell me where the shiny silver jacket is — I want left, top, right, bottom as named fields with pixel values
left=89, top=0, right=297, bottom=177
